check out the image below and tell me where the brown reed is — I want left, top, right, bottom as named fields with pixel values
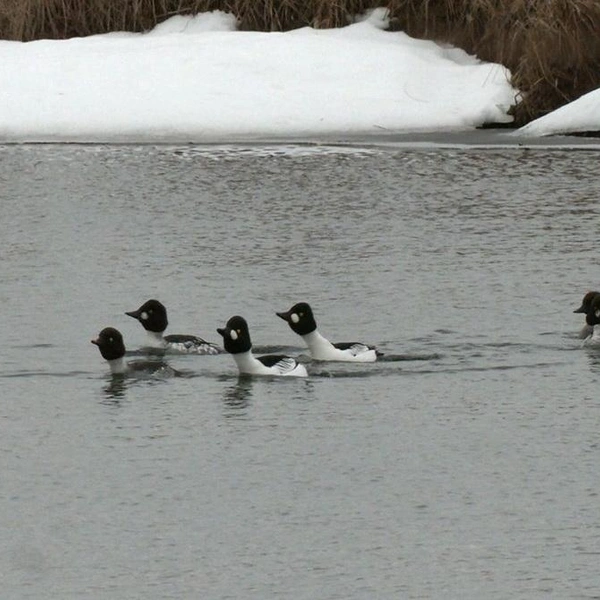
left=385, top=0, right=600, bottom=124
left=1, top=0, right=599, bottom=124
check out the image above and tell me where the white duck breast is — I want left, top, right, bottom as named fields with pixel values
left=104, top=356, right=128, bottom=375
left=583, top=325, right=600, bottom=347
left=233, top=352, right=308, bottom=377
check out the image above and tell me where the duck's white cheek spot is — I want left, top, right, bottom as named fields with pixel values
left=291, top=313, right=299, bottom=324
left=596, top=309, right=600, bottom=318
left=230, top=330, right=238, bottom=341
left=141, top=311, right=148, bottom=321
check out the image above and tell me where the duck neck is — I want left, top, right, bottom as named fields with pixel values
left=107, top=357, right=127, bottom=375
left=302, top=329, right=333, bottom=354
left=232, top=350, right=260, bottom=373
left=146, top=330, right=166, bottom=348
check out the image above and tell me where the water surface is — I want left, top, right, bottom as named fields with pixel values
left=1, top=142, right=599, bottom=599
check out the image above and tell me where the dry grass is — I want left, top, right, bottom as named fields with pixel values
left=510, top=0, right=600, bottom=122
left=1, top=0, right=600, bottom=124
left=387, top=0, right=600, bottom=123
left=0, top=0, right=353, bottom=38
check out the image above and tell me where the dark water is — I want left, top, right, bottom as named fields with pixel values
left=2, top=142, right=600, bottom=599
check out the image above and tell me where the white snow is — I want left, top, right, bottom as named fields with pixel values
left=515, top=86, right=600, bottom=137
left=0, top=9, right=518, bottom=143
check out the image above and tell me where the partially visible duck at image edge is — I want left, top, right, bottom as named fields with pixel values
left=582, top=294, right=600, bottom=348
left=574, top=290, right=600, bottom=339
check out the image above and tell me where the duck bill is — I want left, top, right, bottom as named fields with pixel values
left=276, top=311, right=291, bottom=322
left=216, top=327, right=228, bottom=338
left=573, top=305, right=586, bottom=313
left=91, top=338, right=100, bottom=346
left=125, top=309, right=141, bottom=320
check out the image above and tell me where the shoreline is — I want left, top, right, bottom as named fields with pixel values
left=3, top=130, right=600, bottom=150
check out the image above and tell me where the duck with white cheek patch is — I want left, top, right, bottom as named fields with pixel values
left=217, top=316, right=308, bottom=377
left=574, top=291, right=600, bottom=339
left=91, top=327, right=178, bottom=376
left=126, top=299, right=222, bottom=355
left=582, top=294, right=600, bottom=348
left=276, top=302, right=380, bottom=362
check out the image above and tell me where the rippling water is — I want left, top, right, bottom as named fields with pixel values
left=2, top=142, right=600, bottom=599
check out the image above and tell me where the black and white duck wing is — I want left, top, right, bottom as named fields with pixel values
left=257, top=354, right=300, bottom=375
left=164, top=334, right=222, bottom=355
left=333, top=341, right=372, bottom=356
